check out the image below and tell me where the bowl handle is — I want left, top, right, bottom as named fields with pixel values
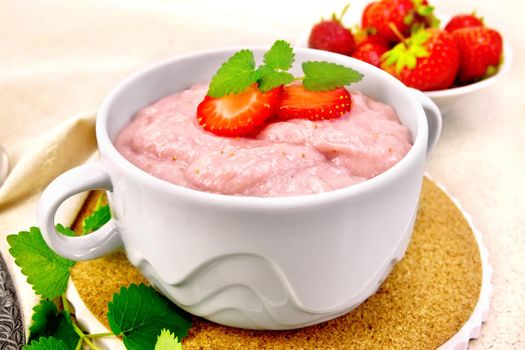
left=409, top=88, right=442, bottom=156
left=38, top=162, right=122, bottom=261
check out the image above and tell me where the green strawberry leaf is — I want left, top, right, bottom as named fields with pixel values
left=207, top=49, right=257, bottom=98
left=382, top=28, right=431, bottom=73
left=28, top=300, right=79, bottom=349
left=257, top=66, right=294, bottom=92
left=417, top=5, right=434, bottom=16
left=7, top=227, right=75, bottom=299
left=82, top=198, right=111, bottom=234
left=262, top=40, right=295, bottom=71
left=154, top=329, right=182, bottom=350
left=29, top=300, right=59, bottom=337
left=24, top=337, right=69, bottom=350
left=302, top=61, right=364, bottom=91
left=107, top=284, right=192, bottom=350
left=404, top=12, right=414, bottom=25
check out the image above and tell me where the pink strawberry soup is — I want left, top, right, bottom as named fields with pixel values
left=115, top=84, right=412, bottom=197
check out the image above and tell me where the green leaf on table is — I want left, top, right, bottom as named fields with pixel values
left=154, top=329, right=182, bottom=350
left=207, top=49, right=258, bottom=98
left=29, top=300, right=59, bottom=337
left=107, top=283, right=192, bottom=350
left=302, top=61, right=364, bottom=91
left=7, top=227, right=75, bottom=299
left=262, top=39, right=295, bottom=71
left=82, top=197, right=111, bottom=234
left=24, top=336, right=69, bottom=350
left=55, top=224, right=76, bottom=237
left=28, top=300, right=79, bottom=349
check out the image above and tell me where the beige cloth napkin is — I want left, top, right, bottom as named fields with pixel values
left=0, top=113, right=98, bottom=328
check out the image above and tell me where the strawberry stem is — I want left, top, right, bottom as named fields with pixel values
left=388, top=22, right=408, bottom=48
left=338, top=4, right=350, bottom=22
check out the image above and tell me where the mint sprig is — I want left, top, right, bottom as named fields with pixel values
left=262, top=40, right=295, bottom=70
left=207, top=39, right=363, bottom=97
left=207, top=50, right=257, bottom=98
left=257, top=40, right=295, bottom=92
left=302, top=61, right=365, bottom=91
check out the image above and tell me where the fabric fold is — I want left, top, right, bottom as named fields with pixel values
left=0, top=112, right=97, bottom=208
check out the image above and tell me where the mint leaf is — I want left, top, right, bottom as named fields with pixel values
left=28, top=300, right=79, bottom=349
left=302, top=61, right=364, bottom=91
left=82, top=202, right=111, bottom=234
left=258, top=66, right=294, bottom=92
left=107, top=284, right=192, bottom=350
left=7, top=227, right=75, bottom=299
left=262, top=40, right=295, bottom=71
left=207, top=50, right=257, bottom=98
left=257, top=40, right=295, bottom=92
left=24, top=337, right=69, bottom=350
left=154, top=329, right=182, bottom=350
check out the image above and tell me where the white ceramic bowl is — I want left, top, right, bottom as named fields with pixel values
left=296, top=26, right=512, bottom=115
left=38, top=48, right=441, bottom=330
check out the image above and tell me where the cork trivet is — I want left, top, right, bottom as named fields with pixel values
left=70, top=178, right=482, bottom=349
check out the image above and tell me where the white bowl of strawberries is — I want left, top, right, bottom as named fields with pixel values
left=298, top=1, right=512, bottom=114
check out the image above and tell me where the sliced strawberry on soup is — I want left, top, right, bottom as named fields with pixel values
left=276, top=84, right=352, bottom=121
left=197, top=84, right=282, bottom=137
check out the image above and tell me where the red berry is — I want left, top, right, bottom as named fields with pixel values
left=362, top=0, right=438, bottom=43
left=381, top=28, right=460, bottom=91
left=445, top=13, right=484, bottom=32
left=276, top=85, right=352, bottom=121
left=308, top=6, right=356, bottom=56
left=352, top=35, right=390, bottom=67
left=452, top=27, right=503, bottom=84
left=197, top=84, right=282, bottom=137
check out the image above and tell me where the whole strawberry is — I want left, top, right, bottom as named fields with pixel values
left=352, top=34, right=390, bottom=67
left=362, top=0, right=439, bottom=43
left=309, top=5, right=356, bottom=56
left=381, top=28, right=459, bottom=91
left=452, top=27, right=503, bottom=84
left=445, top=13, right=484, bottom=32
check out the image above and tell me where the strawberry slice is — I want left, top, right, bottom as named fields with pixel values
left=275, top=85, right=352, bottom=121
left=197, top=84, right=282, bottom=137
